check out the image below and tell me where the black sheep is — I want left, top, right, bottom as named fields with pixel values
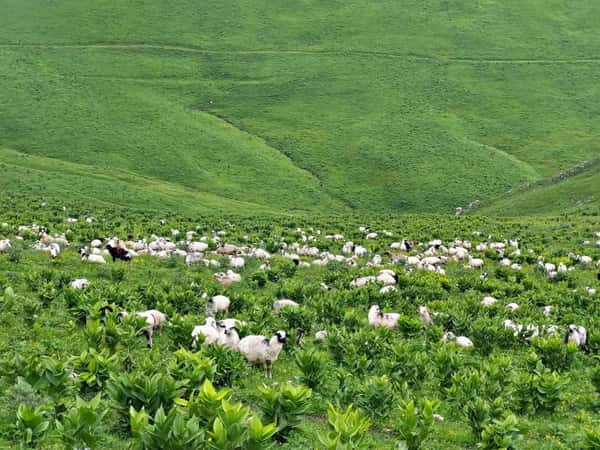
left=105, top=244, right=132, bottom=263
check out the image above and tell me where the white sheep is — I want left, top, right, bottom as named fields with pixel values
left=273, top=299, right=299, bottom=314
left=442, top=332, right=473, bottom=348
left=542, top=305, right=553, bottom=316
left=49, top=243, right=60, bottom=258
left=214, top=270, right=241, bottom=286
left=468, top=257, right=484, bottom=269
left=350, top=276, right=376, bottom=288
left=379, top=285, right=397, bottom=295
left=0, top=239, right=11, bottom=253
left=315, top=330, right=328, bottom=341
left=481, top=296, right=497, bottom=307
left=368, top=305, right=400, bottom=329
left=185, top=252, right=204, bottom=266
left=70, top=278, right=89, bottom=289
left=238, top=331, right=288, bottom=378
left=216, top=326, right=240, bottom=351
left=120, top=309, right=167, bottom=348
left=91, top=239, right=103, bottom=248
left=191, top=317, right=220, bottom=348
left=207, top=295, right=231, bottom=316
left=217, top=318, right=246, bottom=330
left=418, top=306, right=433, bottom=325
left=506, top=303, right=519, bottom=312
left=229, top=256, right=245, bottom=268
left=565, top=324, right=588, bottom=348
left=80, top=247, right=106, bottom=264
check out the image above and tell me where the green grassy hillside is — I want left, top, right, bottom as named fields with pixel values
left=1, top=0, right=600, bottom=214
left=479, top=159, right=600, bottom=216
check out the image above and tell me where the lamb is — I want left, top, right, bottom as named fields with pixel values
left=368, top=305, right=400, bottom=329
left=376, top=270, right=398, bottom=285
left=106, top=244, right=132, bottom=263
left=238, top=331, right=288, bottom=378
left=217, top=326, right=240, bottom=351
left=80, top=247, right=106, bottom=264
left=207, top=295, right=231, bottom=316
left=418, top=306, right=433, bottom=325
left=273, top=299, right=299, bottom=314
left=442, top=332, right=473, bottom=348
left=350, top=276, right=376, bottom=288
left=49, top=243, right=60, bottom=259
left=565, top=324, right=588, bottom=349
left=191, top=317, right=221, bottom=348
left=216, top=244, right=241, bottom=255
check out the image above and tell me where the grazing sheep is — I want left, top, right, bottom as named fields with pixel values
left=238, top=331, right=288, bottom=378
left=216, top=244, right=241, bottom=255
left=468, top=257, right=484, bottom=269
left=377, top=270, right=398, bottom=285
left=273, top=299, right=299, bottom=314
left=565, top=324, right=588, bottom=349
left=418, top=306, right=433, bottom=325
left=506, top=303, right=519, bottom=311
left=214, top=270, right=241, bottom=286
left=481, top=296, right=497, bottom=307
left=191, top=317, right=220, bottom=348
left=368, top=305, right=400, bottom=329
left=229, top=256, right=245, bottom=268
left=106, top=244, right=131, bottom=263
left=379, top=285, right=397, bottom=295
left=91, top=239, right=103, bottom=248
left=70, top=279, right=89, bottom=289
left=207, top=295, right=231, bottom=316
left=442, top=332, right=473, bottom=348
left=120, top=309, right=167, bottom=348
left=185, top=252, right=204, bottom=266
left=350, top=276, right=376, bottom=288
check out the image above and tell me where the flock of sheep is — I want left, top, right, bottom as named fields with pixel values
left=0, top=219, right=596, bottom=378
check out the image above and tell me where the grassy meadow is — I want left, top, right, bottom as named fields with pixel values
left=1, top=0, right=600, bottom=214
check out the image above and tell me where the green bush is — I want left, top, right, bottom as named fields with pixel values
left=318, top=403, right=371, bottom=450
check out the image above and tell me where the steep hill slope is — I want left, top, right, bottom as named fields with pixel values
left=1, top=0, right=599, bottom=214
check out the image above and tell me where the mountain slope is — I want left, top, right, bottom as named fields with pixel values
left=1, top=0, right=600, bottom=214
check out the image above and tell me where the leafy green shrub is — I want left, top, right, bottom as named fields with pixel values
left=168, top=348, right=216, bottom=396
left=106, top=371, right=185, bottom=425
left=73, top=348, right=119, bottom=392
left=583, top=426, right=600, bottom=449
left=130, top=406, right=205, bottom=450
left=177, top=379, right=230, bottom=426
left=512, top=369, right=568, bottom=415
left=532, top=337, right=578, bottom=372
left=357, top=375, right=394, bottom=421
left=56, top=393, right=107, bottom=449
left=202, top=345, right=248, bottom=387
left=255, top=383, right=312, bottom=441
left=15, top=404, right=51, bottom=448
left=478, top=413, right=522, bottom=450
left=395, top=398, right=441, bottom=450
left=0, top=378, right=48, bottom=438
left=318, top=403, right=371, bottom=450
left=295, top=348, right=329, bottom=392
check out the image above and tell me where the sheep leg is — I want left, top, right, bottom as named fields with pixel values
left=266, top=360, right=273, bottom=379
left=144, top=329, right=153, bottom=348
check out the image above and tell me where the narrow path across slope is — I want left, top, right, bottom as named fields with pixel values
left=2, top=43, right=600, bottom=65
